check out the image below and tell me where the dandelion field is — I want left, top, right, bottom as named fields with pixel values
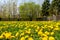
left=0, top=21, right=60, bottom=40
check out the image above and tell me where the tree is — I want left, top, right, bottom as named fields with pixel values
left=12, top=0, right=18, bottom=18
left=0, top=0, right=18, bottom=21
left=50, top=0, right=60, bottom=16
left=42, top=0, right=50, bottom=16
left=0, top=0, right=18, bottom=20
left=19, top=2, right=41, bottom=21
left=8, top=0, right=18, bottom=18
left=0, top=2, right=2, bottom=18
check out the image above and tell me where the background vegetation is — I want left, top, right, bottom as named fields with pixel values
left=0, top=0, right=60, bottom=21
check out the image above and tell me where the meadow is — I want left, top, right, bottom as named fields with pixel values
left=0, top=21, right=60, bottom=40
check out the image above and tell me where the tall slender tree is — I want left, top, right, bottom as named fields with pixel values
left=12, top=0, right=18, bottom=18
left=42, top=0, right=50, bottom=16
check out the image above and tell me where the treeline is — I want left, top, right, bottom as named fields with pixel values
left=0, top=0, right=60, bottom=21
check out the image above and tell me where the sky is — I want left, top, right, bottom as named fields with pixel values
left=17, top=0, right=44, bottom=6
left=17, top=0, right=52, bottom=6
left=0, top=0, right=52, bottom=6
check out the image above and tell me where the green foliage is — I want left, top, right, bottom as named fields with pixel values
left=19, top=2, right=41, bottom=19
left=49, top=0, right=60, bottom=15
left=42, top=0, right=50, bottom=16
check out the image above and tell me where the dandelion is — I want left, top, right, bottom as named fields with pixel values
left=28, top=37, right=33, bottom=40
left=37, top=26, right=40, bottom=30
left=51, top=32, right=54, bottom=35
left=20, top=37, right=25, bottom=40
left=48, top=26, right=53, bottom=29
left=4, top=32, right=12, bottom=39
left=42, top=36, right=48, bottom=40
left=35, top=29, right=38, bottom=32
left=25, top=30, right=31, bottom=34
left=15, top=32, right=19, bottom=37
left=45, top=31, right=49, bottom=35
left=49, top=36, right=55, bottom=40
left=54, top=27, right=59, bottom=30
left=38, top=29, right=43, bottom=35
left=25, top=35, right=29, bottom=38
left=20, top=32, right=25, bottom=36
left=42, top=34, right=48, bottom=37
left=38, top=31, right=43, bottom=35
left=0, top=35, right=3, bottom=38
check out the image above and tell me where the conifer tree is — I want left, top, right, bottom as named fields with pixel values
left=42, top=0, right=50, bottom=16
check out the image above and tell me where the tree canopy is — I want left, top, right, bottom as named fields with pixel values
left=19, top=2, right=41, bottom=20
left=49, top=0, right=60, bottom=16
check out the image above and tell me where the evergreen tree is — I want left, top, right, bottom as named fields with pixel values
left=42, top=0, right=50, bottom=16
left=50, top=0, right=60, bottom=15
left=57, top=0, right=60, bottom=14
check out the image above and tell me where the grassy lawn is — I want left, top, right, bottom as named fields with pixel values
left=0, top=21, right=60, bottom=40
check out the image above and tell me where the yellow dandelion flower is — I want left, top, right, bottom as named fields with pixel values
left=56, top=23, right=60, bottom=25
left=25, top=35, right=29, bottom=38
left=35, top=29, right=39, bottom=32
left=25, top=30, right=31, bottom=34
left=11, top=36, right=15, bottom=38
left=20, top=32, right=24, bottom=36
left=38, top=29, right=43, bottom=35
left=37, top=26, right=40, bottom=30
left=1, top=32, right=5, bottom=36
left=54, top=27, right=59, bottom=30
left=28, top=37, right=33, bottom=40
left=49, top=36, right=55, bottom=40
left=55, top=26, right=58, bottom=27
left=45, top=31, right=49, bottom=35
left=0, top=35, right=3, bottom=38
left=4, top=32, right=12, bottom=39
left=20, top=37, right=25, bottom=40
left=34, top=26, right=37, bottom=28
left=48, top=26, right=53, bottom=29
left=38, top=31, right=43, bottom=35
left=31, top=25, right=34, bottom=27
left=42, top=34, right=48, bottom=37
left=15, top=32, right=19, bottom=37
left=51, top=32, right=54, bottom=35
left=42, top=36, right=48, bottom=40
